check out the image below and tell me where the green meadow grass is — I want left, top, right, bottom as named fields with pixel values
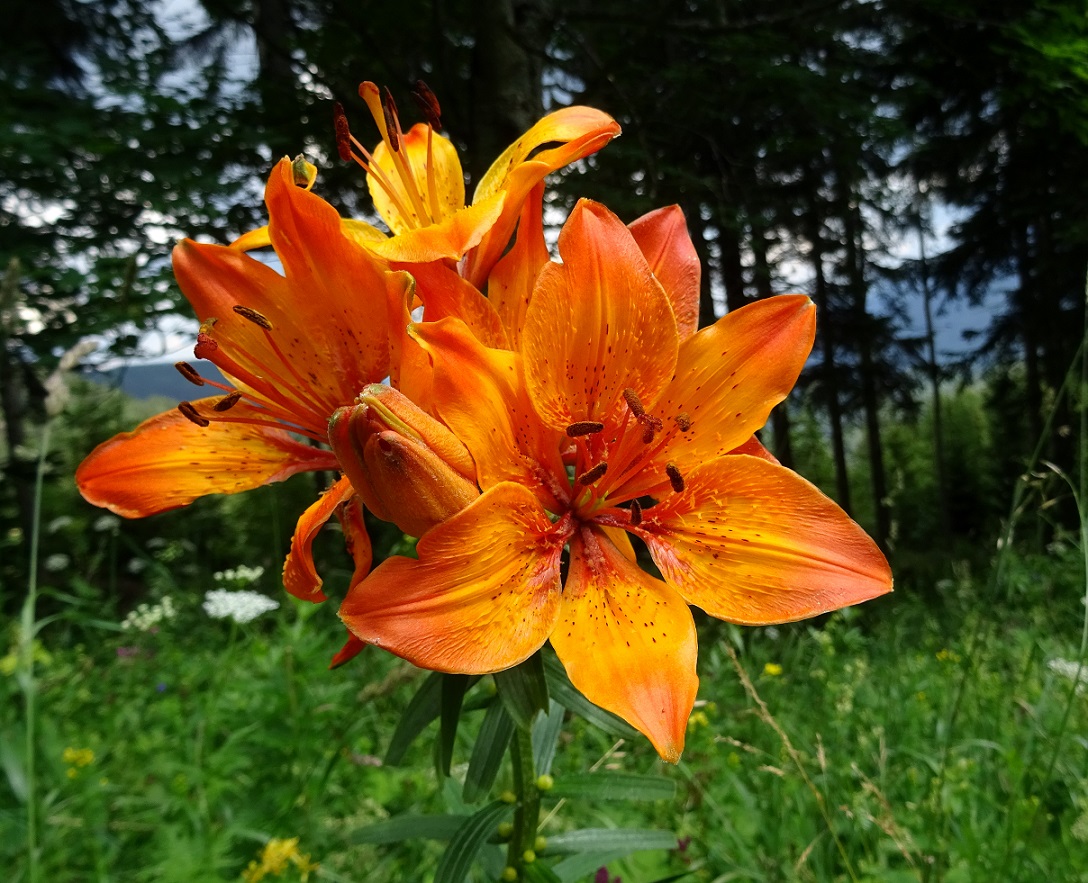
left=3, top=547, right=1086, bottom=882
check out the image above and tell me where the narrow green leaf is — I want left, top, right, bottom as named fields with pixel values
left=494, top=652, right=549, bottom=729
left=542, top=653, right=638, bottom=739
left=435, top=673, right=471, bottom=778
left=548, top=772, right=677, bottom=802
left=384, top=671, right=443, bottom=766
left=544, top=828, right=679, bottom=855
left=348, top=813, right=465, bottom=845
left=531, top=700, right=565, bottom=776
left=463, top=700, right=514, bottom=804
left=434, top=801, right=512, bottom=883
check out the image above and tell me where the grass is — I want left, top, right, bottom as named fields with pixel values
left=2, top=546, right=1086, bottom=882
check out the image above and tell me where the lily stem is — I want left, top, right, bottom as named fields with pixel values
left=506, top=724, right=540, bottom=874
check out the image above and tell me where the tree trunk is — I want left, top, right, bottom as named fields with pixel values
left=468, top=0, right=546, bottom=191
left=844, top=200, right=890, bottom=551
left=752, top=223, right=794, bottom=467
left=0, top=260, right=34, bottom=544
left=809, top=220, right=852, bottom=513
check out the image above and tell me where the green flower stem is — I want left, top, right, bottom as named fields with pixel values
left=506, top=724, right=541, bottom=873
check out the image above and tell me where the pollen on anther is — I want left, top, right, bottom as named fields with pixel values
left=175, top=361, right=205, bottom=386
left=577, top=462, right=608, bottom=486
left=214, top=391, right=244, bottom=412
left=411, top=80, right=442, bottom=129
left=629, top=499, right=643, bottom=526
left=622, top=388, right=646, bottom=418
left=233, top=305, right=273, bottom=330
left=381, top=86, right=401, bottom=151
left=665, top=462, right=685, bottom=493
left=333, top=102, right=353, bottom=162
left=178, top=401, right=210, bottom=428
left=675, top=412, right=692, bottom=432
left=566, top=421, right=605, bottom=438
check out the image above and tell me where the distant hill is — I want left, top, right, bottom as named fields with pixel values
left=86, top=362, right=226, bottom=402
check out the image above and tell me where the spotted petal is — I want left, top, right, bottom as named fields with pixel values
left=339, top=483, right=564, bottom=673
left=550, top=528, right=699, bottom=763
left=638, top=455, right=893, bottom=624
left=523, top=199, right=679, bottom=432
left=629, top=205, right=701, bottom=341
left=75, top=400, right=337, bottom=518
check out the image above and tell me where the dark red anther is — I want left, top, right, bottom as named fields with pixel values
left=577, top=461, right=608, bottom=486
left=675, top=412, right=692, bottom=432
left=566, top=421, right=605, bottom=438
left=214, top=391, right=243, bottom=411
left=333, top=102, right=353, bottom=162
left=622, top=387, right=645, bottom=418
left=175, top=361, right=204, bottom=386
left=194, top=332, right=219, bottom=360
left=411, top=80, right=442, bottom=129
left=665, top=462, right=685, bottom=493
left=233, top=305, right=273, bottom=330
left=381, top=86, right=400, bottom=151
left=641, top=414, right=663, bottom=445
left=177, top=401, right=210, bottom=427
left=629, top=499, right=643, bottom=526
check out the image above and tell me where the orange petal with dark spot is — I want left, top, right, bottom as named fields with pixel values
left=523, top=200, right=678, bottom=433
left=638, top=455, right=892, bottom=624
left=75, top=400, right=337, bottom=518
left=338, top=482, right=564, bottom=673
left=550, top=528, right=698, bottom=763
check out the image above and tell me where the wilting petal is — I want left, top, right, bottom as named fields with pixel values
left=463, top=107, right=621, bottom=288
left=409, top=318, right=568, bottom=510
left=339, top=483, right=564, bottom=673
left=404, top=260, right=509, bottom=349
left=488, top=182, right=549, bottom=351
left=550, top=528, right=698, bottom=763
left=76, top=400, right=337, bottom=518
left=638, top=455, right=893, bottom=624
left=330, top=632, right=367, bottom=669
left=523, top=200, right=679, bottom=432
left=283, top=476, right=355, bottom=602
left=368, top=192, right=506, bottom=263
left=628, top=206, right=701, bottom=341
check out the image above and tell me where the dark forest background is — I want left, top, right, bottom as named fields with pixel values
left=3, top=0, right=1088, bottom=592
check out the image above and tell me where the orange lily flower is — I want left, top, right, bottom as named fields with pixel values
left=338, top=200, right=892, bottom=762
left=77, top=157, right=409, bottom=602
left=334, top=81, right=621, bottom=288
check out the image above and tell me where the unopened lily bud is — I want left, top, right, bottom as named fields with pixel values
left=328, top=385, right=479, bottom=538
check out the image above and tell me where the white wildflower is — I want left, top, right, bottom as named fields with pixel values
left=93, top=515, right=121, bottom=533
left=46, top=516, right=73, bottom=534
left=215, top=565, right=266, bottom=586
left=121, top=596, right=177, bottom=632
left=202, top=589, right=278, bottom=624
left=1048, top=658, right=1088, bottom=695
left=44, top=553, right=70, bottom=572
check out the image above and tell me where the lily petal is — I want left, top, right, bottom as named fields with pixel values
left=76, top=400, right=337, bottom=518
left=628, top=206, right=701, bottom=340
left=523, top=200, right=679, bottom=432
left=463, top=107, right=621, bottom=287
left=403, top=260, right=509, bottom=349
left=488, top=182, right=549, bottom=351
left=367, top=121, right=465, bottom=236
left=368, top=191, right=506, bottom=263
left=550, top=527, right=698, bottom=763
left=282, top=476, right=356, bottom=602
left=611, top=295, right=814, bottom=500
left=339, top=482, right=564, bottom=673
left=409, top=318, right=568, bottom=510
left=638, top=455, right=893, bottom=624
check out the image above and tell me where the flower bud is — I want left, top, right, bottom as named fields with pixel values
left=329, top=384, right=478, bottom=537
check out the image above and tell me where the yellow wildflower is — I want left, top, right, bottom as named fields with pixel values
left=686, top=710, right=710, bottom=732
left=63, top=747, right=95, bottom=767
left=241, top=837, right=318, bottom=882
left=763, top=663, right=783, bottom=677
